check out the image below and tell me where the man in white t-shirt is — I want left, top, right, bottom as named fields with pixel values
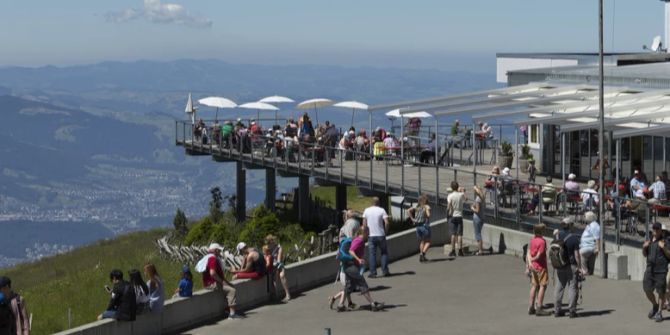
left=447, top=181, right=466, bottom=257
left=363, top=197, right=391, bottom=278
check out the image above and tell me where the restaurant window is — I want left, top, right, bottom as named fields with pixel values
left=529, top=124, right=539, bottom=145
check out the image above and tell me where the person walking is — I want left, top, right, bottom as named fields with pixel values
left=472, top=185, right=486, bottom=255
left=362, top=197, right=391, bottom=278
left=447, top=181, right=466, bottom=257
left=338, top=227, right=385, bottom=312
left=408, top=194, right=432, bottom=262
left=525, top=224, right=550, bottom=316
left=643, top=222, right=670, bottom=322
left=552, top=218, right=582, bottom=318
left=579, top=211, right=600, bottom=276
left=0, top=277, right=29, bottom=335
left=200, top=243, right=242, bottom=319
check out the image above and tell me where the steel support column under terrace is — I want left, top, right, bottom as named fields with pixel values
left=236, top=161, right=246, bottom=223
left=265, top=168, right=276, bottom=211
left=298, top=175, right=310, bottom=226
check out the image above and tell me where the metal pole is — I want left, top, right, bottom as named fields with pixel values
left=401, top=115, right=405, bottom=195
left=369, top=111, right=373, bottom=190
left=561, top=132, right=566, bottom=217
left=616, top=138, right=621, bottom=247
left=436, top=117, right=440, bottom=199
left=598, top=0, right=607, bottom=279
left=515, top=127, right=519, bottom=181
left=473, top=123, right=477, bottom=183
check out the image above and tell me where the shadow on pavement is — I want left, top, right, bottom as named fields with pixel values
left=577, top=309, right=615, bottom=318
left=369, top=285, right=392, bottom=292
left=426, top=258, right=452, bottom=263
left=384, top=271, right=416, bottom=277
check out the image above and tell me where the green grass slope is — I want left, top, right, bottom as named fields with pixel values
left=2, top=228, right=200, bottom=335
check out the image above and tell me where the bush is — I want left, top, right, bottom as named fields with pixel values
left=184, top=217, right=215, bottom=245
left=239, top=205, right=283, bottom=247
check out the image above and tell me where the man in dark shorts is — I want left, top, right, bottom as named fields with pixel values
left=643, top=222, right=670, bottom=322
left=447, top=181, right=466, bottom=257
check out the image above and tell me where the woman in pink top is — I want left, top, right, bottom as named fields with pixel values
left=337, top=227, right=385, bottom=312
left=525, top=224, right=550, bottom=316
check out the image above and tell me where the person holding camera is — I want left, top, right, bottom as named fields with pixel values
left=643, top=222, right=670, bottom=322
left=97, top=269, right=136, bottom=321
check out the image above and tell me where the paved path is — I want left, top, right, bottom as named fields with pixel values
left=182, top=248, right=657, bottom=335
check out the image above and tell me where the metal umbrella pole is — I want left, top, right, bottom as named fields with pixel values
left=598, top=0, right=607, bottom=279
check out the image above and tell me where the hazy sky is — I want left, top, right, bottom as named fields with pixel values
left=0, top=0, right=665, bottom=72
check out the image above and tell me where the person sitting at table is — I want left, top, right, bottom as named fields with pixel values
left=339, top=131, right=355, bottom=160
left=194, top=118, right=206, bottom=143
left=649, top=175, right=667, bottom=201
left=221, top=120, right=234, bottom=147
left=564, top=173, right=580, bottom=194
left=630, top=170, right=645, bottom=195
left=485, top=166, right=501, bottom=204
left=374, top=127, right=387, bottom=141
left=582, top=180, right=599, bottom=211
left=542, top=176, right=558, bottom=212
left=383, top=133, right=399, bottom=158
left=355, top=130, right=369, bottom=155
left=420, top=133, right=437, bottom=164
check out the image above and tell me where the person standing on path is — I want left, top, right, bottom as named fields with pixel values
left=579, top=211, right=600, bottom=276
left=447, top=181, right=466, bottom=257
left=339, top=227, right=385, bottom=312
left=553, top=218, right=582, bottom=318
left=472, top=185, right=486, bottom=256
left=525, top=224, right=550, bottom=316
left=0, top=276, right=30, bottom=335
left=408, top=194, right=431, bottom=262
left=643, top=222, right=670, bottom=322
left=363, top=197, right=391, bottom=278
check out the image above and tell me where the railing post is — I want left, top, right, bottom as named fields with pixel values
left=311, top=142, right=315, bottom=176
left=355, top=149, right=359, bottom=186
left=298, top=142, right=302, bottom=173
left=494, top=176, right=499, bottom=226
left=515, top=182, right=521, bottom=230
left=340, top=147, right=344, bottom=184
left=385, top=154, right=389, bottom=194
left=418, top=163, right=422, bottom=195
left=538, top=184, right=543, bottom=223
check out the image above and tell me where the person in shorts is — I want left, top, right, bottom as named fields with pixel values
left=643, top=222, right=670, bottom=322
left=447, top=181, right=466, bottom=257
left=408, top=194, right=432, bottom=262
left=525, top=224, right=550, bottom=316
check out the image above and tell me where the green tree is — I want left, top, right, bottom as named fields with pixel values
left=184, top=217, right=215, bottom=245
left=239, top=205, right=283, bottom=246
left=172, top=208, right=188, bottom=237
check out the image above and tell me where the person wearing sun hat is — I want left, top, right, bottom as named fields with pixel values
left=201, top=243, right=241, bottom=319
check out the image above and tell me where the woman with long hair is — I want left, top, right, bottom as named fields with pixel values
left=128, top=269, right=150, bottom=314
left=472, top=185, right=486, bottom=255
left=408, top=194, right=431, bottom=262
left=264, top=234, right=291, bottom=303
left=144, top=263, right=164, bottom=313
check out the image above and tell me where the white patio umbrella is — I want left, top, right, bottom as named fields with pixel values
left=238, top=102, right=279, bottom=123
left=198, top=96, right=237, bottom=122
left=185, top=93, right=196, bottom=124
left=258, top=95, right=294, bottom=123
left=385, top=109, right=432, bottom=118
left=333, top=101, right=369, bottom=128
left=297, top=98, right=333, bottom=124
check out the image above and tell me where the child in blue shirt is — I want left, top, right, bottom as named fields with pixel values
left=175, top=265, right=193, bottom=298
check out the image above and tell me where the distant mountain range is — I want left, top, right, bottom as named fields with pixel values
left=0, top=59, right=497, bottom=266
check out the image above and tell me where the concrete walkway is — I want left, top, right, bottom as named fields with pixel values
left=182, top=248, right=657, bottom=335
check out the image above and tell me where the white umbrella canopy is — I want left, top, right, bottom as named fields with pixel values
left=259, top=95, right=295, bottom=104
left=386, top=109, right=432, bottom=118
left=259, top=96, right=294, bottom=123
left=334, top=101, right=369, bottom=127
left=239, top=102, right=280, bottom=122
left=198, top=96, right=237, bottom=121
left=185, top=93, right=196, bottom=124
left=297, top=98, right=333, bottom=124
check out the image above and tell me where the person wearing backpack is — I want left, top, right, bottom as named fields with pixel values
left=337, top=227, right=384, bottom=312
left=551, top=218, right=583, bottom=318
left=525, top=224, right=550, bottom=316
left=643, top=222, right=670, bottom=322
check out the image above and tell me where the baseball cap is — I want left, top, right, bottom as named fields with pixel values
left=208, top=243, right=224, bottom=252
left=236, top=242, right=247, bottom=253
left=182, top=265, right=190, bottom=273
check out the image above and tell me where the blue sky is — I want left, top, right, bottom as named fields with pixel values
left=0, top=0, right=664, bottom=72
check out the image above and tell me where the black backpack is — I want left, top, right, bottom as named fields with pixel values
left=0, top=295, right=15, bottom=333
left=548, top=234, right=574, bottom=269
